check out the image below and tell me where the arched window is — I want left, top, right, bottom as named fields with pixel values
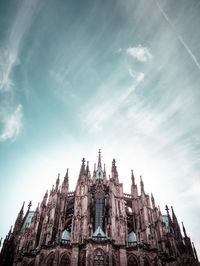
left=95, top=195, right=103, bottom=230
left=94, top=249, right=104, bottom=266
left=128, top=255, right=138, bottom=266
left=144, top=257, right=150, bottom=266
left=62, top=229, right=70, bottom=240
left=128, top=231, right=137, bottom=247
left=59, top=254, right=70, bottom=266
left=46, top=253, right=55, bottom=266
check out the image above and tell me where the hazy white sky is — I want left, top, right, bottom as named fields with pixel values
left=0, top=0, right=200, bottom=255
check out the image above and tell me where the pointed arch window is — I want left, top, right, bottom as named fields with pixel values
left=46, top=254, right=55, bottom=266
left=61, top=221, right=72, bottom=244
left=94, top=249, right=104, bottom=266
left=95, top=195, right=103, bottom=230
left=128, top=255, right=138, bottom=266
left=59, top=254, right=70, bottom=266
left=144, top=258, right=150, bottom=266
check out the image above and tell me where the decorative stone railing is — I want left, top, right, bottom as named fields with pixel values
left=92, top=236, right=107, bottom=241
left=128, top=241, right=137, bottom=247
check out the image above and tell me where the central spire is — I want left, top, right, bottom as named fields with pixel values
left=97, top=149, right=102, bottom=168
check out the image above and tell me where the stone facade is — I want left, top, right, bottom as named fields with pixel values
left=0, top=151, right=198, bottom=265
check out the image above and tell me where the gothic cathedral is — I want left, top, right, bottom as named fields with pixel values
left=0, top=151, right=198, bottom=265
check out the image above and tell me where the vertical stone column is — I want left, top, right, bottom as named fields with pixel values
left=119, top=247, right=127, bottom=265
left=71, top=245, right=79, bottom=266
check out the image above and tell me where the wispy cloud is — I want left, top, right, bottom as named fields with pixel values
left=0, top=1, right=39, bottom=92
left=155, top=0, right=200, bottom=71
left=0, top=104, right=23, bottom=142
left=81, top=70, right=144, bottom=133
left=126, top=45, right=153, bottom=62
left=0, top=0, right=39, bottom=142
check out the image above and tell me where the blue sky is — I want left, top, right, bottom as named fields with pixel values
left=0, top=0, right=200, bottom=255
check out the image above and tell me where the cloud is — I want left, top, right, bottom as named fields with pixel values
left=155, top=0, right=200, bottom=71
left=0, top=0, right=39, bottom=92
left=126, top=45, right=153, bottom=62
left=81, top=71, right=145, bottom=133
left=0, top=104, right=23, bottom=142
left=180, top=177, right=200, bottom=208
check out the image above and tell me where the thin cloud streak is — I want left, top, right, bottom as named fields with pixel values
left=0, top=0, right=39, bottom=92
left=82, top=71, right=144, bottom=132
left=155, top=0, right=200, bottom=71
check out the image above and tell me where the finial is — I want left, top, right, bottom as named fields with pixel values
left=64, top=169, right=69, bottom=182
left=82, top=158, right=86, bottom=165
left=98, top=149, right=102, bottom=168
left=151, top=193, right=154, bottom=201
left=182, top=222, right=187, bottom=237
left=171, top=206, right=176, bottom=218
left=131, top=170, right=135, bottom=185
left=86, top=161, right=89, bottom=173
left=140, top=176, right=144, bottom=192
left=165, top=205, right=169, bottom=214
left=8, top=225, right=13, bottom=238
left=112, top=159, right=117, bottom=172
left=36, top=202, right=40, bottom=211
left=94, top=163, right=96, bottom=172
left=104, top=164, right=106, bottom=172
left=28, top=201, right=32, bottom=210
left=19, top=201, right=25, bottom=214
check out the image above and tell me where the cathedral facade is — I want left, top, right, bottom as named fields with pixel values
left=0, top=151, right=198, bottom=266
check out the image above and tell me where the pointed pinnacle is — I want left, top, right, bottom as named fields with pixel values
left=182, top=222, right=187, bottom=237
left=131, top=170, right=135, bottom=185
left=98, top=149, right=102, bottom=168
left=165, top=205, right=169, bottom=214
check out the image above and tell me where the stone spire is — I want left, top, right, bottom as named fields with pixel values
left=171, top=206, right=182, bottom=243
left=131, top=170, right=138, bottom=198
left=7, top=226, right=12, bottom=239
left=182, top=222, right=187, bottom=237
left=56, top=173, right=60, bottom=190
left=86, top=161, right=89, bottom=173
left=151, top=193, right=155, bottom=209
left=61, top=169, right=69, bottom=194
left=131, top=170, right=135, bottom=186
left=165, top=205, right=173, bottom=233
left=13, top=202, right=25, bottom=234
left=28, top=201, right=32, bottom=211
left=192, top=242, right=199, bottom=261
left=140, top=175, right=144, bottom=193
left=64, top=168, right=69, bottom=183
left=97, top=149, right=102, bottom=168
left=80, top=158, right=86, bottom=176
left=111, top=158, right=119, bottom=184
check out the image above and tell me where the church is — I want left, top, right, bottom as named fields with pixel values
left=0, top=151, right=198, bottom=265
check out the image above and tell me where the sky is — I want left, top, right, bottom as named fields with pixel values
left=0, top=0, right=200, bottom=256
